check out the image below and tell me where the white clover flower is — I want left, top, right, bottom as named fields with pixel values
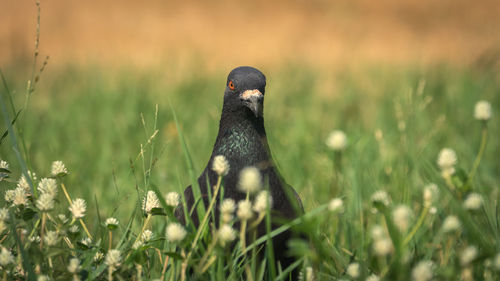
left=366, top=274, right=380, bottom=281
left=17, top=171, right=36, bottom=192
left=13, top=187, right=29, bottom=206
left=58, top=214, right=69, bottom=223
left=4, top=189, right=15, bottom=202
left=328, top=198, right=344, bottom=213
left=305, top=266, right=314, bottom=281
left=166, top=223, right=187, bottom=243
left=326, top=130, right=347, bottom=151
left=81, top=237, right=92, bottom=247
left=221, top=198, right=236, bottom=214
left=494, top=253, right=500, bottom=271
left=442, top=215, right=461, bottom=233
left=142, top=229, right=153, bottom=242
left=67, top=258, right=81, bottom=273
left=237, top=200, right=253, bottom=221
left=238, top=167, right=262, bottom=194
left=0, top=160, right=8, bottom=170
left=132, top=240, right=144, bottom=250
left=105, top=217, right=119, bottom=228
left=0, top=208, right=9, bottom=221
left=105, top=249, right=122, bottom=268
left=0, top=221, right=6, bottom=233
left=38, top=178, right=58, bottom=197
left=0, top=247, right=14, bottom=266
left=165, top=192, right=180, bottom=208
left=218, top=224, right=237, bottom=245
left=423, top=183, right=439, bottom=207
left=392, top=205, right=413, bottom=233
left=460, top=246, right=478, bottom=266
left=371, top=190, right=390, bottom=207
left=212, top=155, right=230, bottom=176
left=371, top=225, right=385, bottom=240
left=69, top=198, right=87, bottom=219
left=463, top=193, right=483, bottom=210
left=94, top=251, right=104, bottom=262
left=36, top=193, right=55, bottom=211
left=69, top=225, right=79, bottom=233
left=346, top=262, right=360, bottom=279
left=474, top=100, right=492, bottom=121
left=44, top=231, right=59, bottom=246
left=142, top=191, right=160, bottom=214
left=37, top=275, right=50, bottom=281
left=253, top=190, right=272, bottom=213
left=437, top=148, right=457, bottom=170
left=51, top=161, right=68, bottom=176
left=373, top=238, right=393, bottom=256
left=411, top=260, right=434, bottom=281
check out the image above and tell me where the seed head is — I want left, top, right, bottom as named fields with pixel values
left=253, top=190, right=272, bottom=213
left=218, top=224, right=237, bottom=245
left=105, top=217, right=119, bottom=228
left=371, top=225, right=385, bottom=240
left=411, top=260, right=434, bottom=281
left=0, top=160, right=8, bottom=170
left=237, top=200, right=253, bottom=221
left=371, top=190, right=390, bottom=207
left=238, top=167, right=262, bottom=194
left=221, top=198, right=236, bottom=214
left=44, top=231, right=59, bottom=246
left=4, top=189, right=15, bottom=203
left=0, top=247, right=14, bottom=266
left=423, top=183, right=438, bottom=207
left=81, top=237, right=92, bottom=247
left=165, top=192, right=180, bottom=208
left=142, top=229, right=154, bottom=242
left=94, top=251, right=104, bottom=262
left=463, top=193, right=483, bottom=210
left=366, top=274, right=380, bottom=281
left=474, top=100, right=492, bottom=121
left=142, top=191, right=160, bottom=214
left=0, top=208, right=9, bottom=221
left=37, top=275, right=50, bottom=281
left=38, top=178, right=58, bottom=197
left=105, top=249, right=122, bottom=268
left=166, top=223, right=187, bottom=243
left=51, top=161, right=68, bottom=176
left=69, top=198, right=87, bottom=219
left=373, top=238, right=393, bottom=256
left=392, top=205, right=413, bottom=233
left=69, top=225, right=79, bottom=233
left=442, top=215, right=461, bottom=233
left=346, top=262, right=360, bottom=279
left=67, top=258, right=81, bottom=274
left=132, top=240, right=144, bottom=249
left=212, top=155, right=230, bottom=176
left=460, top=246, right=478, bottom=266
left=326, top=130, right=347, bottom=151
left=17, top=171, right=36, bottom=192
left=12, top=187, right=29, bottom=206
left=36, top=193, right=55, bottom=211
left=437, top=148, right=457, bottom=171
left=328, top=198, right=344, bottom=213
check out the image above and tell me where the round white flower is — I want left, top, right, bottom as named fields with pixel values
left=132, top=240, right=144, bottom=250
left=38, top=178, right=58, bottom=197
left=105, top=249, right=122, bottom=268
left=237, top=200, right=253, bottom=221
left=165, top=192, right=180, bottom=208
left=371, top=191, right=390, bottom=207
left=0, top=160, right=9, bottom=170
left=0, top=247, right=14, bottom=266
left=328, top=198, right=344, bottom=213
left=305, top=266, right=314, bottom=281
left=253, top=190, right=272, bottom=213
left=17, top=172, right=35, bottom=192
left=366, top=274, right=380, bottom=281
left=474, top=100, right=492, bottom=121
left=218, top=224, right=237, bottom=245
left=212, top=155, right=230, bottom=176
left=58, top=214, right=69, bottom=223
left=67, top=257, right=81, bottom=273
left=4, top=189, right=15, bottom=203
left=442, top=215, right=461, bottom=233
left=69, top=225, right=79, bottom=233
left=94, top=251, right=104, bottom=262
left=437, top=148, right=457, bottom=170
left=12, top=187, right=29, bottom=206
left=392, top=205, right=413, bottom=233
left=460, top=246, right=478, bottom=266
left=463, top=193, right=483, bottom=210
left=81, top=237, right=92, bottom=247
left=423, top=183, right=438, bottom=207
left=142, top=229, right=153, bottom=242
left=142, top=191, right=160, bottom=214
left=36, top=193, right=55, bottom=211
left=220, top=198, right=236, bottom=214
left=69, top=198, right=87, bottom=219
left=411, top=260, right=434, bottom=281
left=326, top=130, right=347, bottom=151
left=346, top=262, right=360, bottom=278
left=238, top=167, right=262, bottom=194
left=373, top=238, right=393, bottom=256
left=371, top=225, right=385, bottom=240
left=51, top=160, right=68, bottom=176
left=166, top=223, right=187, bottom=243
left=0, top=208, right=9, bottom=221
left=37, top=275, right=50, bottom=281
left=44, top=231, right=59, bottom=246
left=105, top=217, right=119, bottom=227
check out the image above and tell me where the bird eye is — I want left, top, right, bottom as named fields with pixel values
left=228, top=80, right=235, bottom=90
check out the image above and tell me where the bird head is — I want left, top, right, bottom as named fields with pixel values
left=224, top=66, right=266, bottom=118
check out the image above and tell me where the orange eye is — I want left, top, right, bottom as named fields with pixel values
left=228, top=80, right=235, bottom=90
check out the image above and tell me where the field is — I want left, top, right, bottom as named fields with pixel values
left=1, top=1, right=500, bottom=280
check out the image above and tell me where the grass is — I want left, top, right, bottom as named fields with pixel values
left=0, top=58, right=499, bottom=280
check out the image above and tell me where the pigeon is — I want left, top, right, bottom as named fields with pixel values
left=176, top=66, right=303, bottom=278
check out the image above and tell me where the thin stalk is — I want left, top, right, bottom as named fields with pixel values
left=40, top=213, right=46, bottom=250
left=466, top=126, right=488, bottom=186
left=403, top=205, right=430, bottom=245
left=108, top=230, right=113, bottom=251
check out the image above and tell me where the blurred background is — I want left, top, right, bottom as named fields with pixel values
left=1, top=0, right=499, bottom=217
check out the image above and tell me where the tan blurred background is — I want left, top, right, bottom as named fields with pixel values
left=1, top=0, right=500, bottom=68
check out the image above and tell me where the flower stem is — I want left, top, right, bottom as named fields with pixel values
left=61, top=182, right=92, bottom=239
left=108, top=230, right=113, bottom=251
left=466, top=125, right=488, bottom=187
left=403, top=205, right=429, bottom=245
left=40, top=212, right=46, bottom=250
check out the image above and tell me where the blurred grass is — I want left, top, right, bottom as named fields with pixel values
left=1, top=62, right=499, bottom=229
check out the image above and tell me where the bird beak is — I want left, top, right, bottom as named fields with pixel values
left=241, top=89, right=264, bottom=117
